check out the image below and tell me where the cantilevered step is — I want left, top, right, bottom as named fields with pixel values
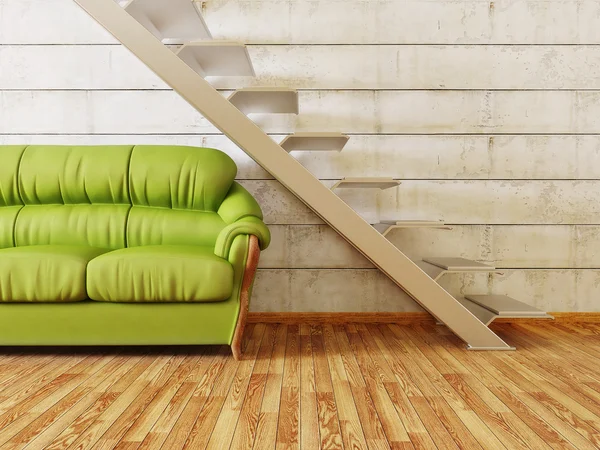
left=416, top=257, right=496, bottom=281
left=280, top=133, right=349, bottom=152
left=456, top=298, right=499, bottom=327
left=176, top=42, right=255, bottom=77
left=122, top=0, right=211, bottom=42
left=465, top=295, right=553, bottom=319
left=331, top=177, right=401, bottom=190
left=380, top=220, right=447, bottom=228
left=374, top=220, right=450, bottom=236
left=228, top=88, right=299, bottom=114
left=455, top=296, right=552, bottom=335
left=424, top=257, right=494, bottom=271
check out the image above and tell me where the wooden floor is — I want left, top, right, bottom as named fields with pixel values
left=0, top=322, right=600, bottom=449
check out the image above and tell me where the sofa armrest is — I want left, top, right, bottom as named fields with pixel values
left=214, top=216, right=271, bottom=259
left=217, top=182, right=263, bottom=224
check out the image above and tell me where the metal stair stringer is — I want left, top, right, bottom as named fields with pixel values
left=73, top=0, right=513, bottom=350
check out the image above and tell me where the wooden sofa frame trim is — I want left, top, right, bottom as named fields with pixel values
left=231, top=235, right=260, bottom=360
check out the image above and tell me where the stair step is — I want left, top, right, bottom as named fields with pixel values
left=465, top=295, right=552, bottom=318
left=380, top=219, right=448, bottom=228
left=331, top=177, right=401, bottom=190
left=123, top=0, right=211, bottom=42
left=456, top=298, right=498, bottom=326
left=280, top=133, right=349, bottom=152
left=374, top=220, right=449, bottom=237
left=176, top=42, right=255, bottom=77
left=228, top=88, right=299, bottom=114
left=415, top=260, right=447, bottom=281
left=423, top=257, right=495, bottom=271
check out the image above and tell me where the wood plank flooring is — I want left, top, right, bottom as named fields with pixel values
left=0, top=322, right=599, bottom=449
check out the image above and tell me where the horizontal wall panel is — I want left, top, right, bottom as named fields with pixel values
left=438, top=270, right=600, bottom=312
left=252, top=269, right=419, bottom=312
left=375, top=180, right=600, bottom=226
left=0, top=0, right=116, bottom=44
left=3, top=0, right=600, bottom=45
left=4, top=90, right=600, bottom=134
left=3, top=134, right=600, bottom=180
left=252, top=269, right=600, bottom=312
left=240, top=180, right=600, bottom=225
left=5, top=45, right=600, bottom=90
left=216, top=45, right=600, bottom=90
left=262, top=225, right=600, bottom=269
left=242, top=180, right=319, bottom=225
left=388, top=225, right=600, bottom=269
left=0, top=46, right=165, bottom=90
left=204, top=0, right=600, bottom=45
left=262, top=225, right=370, bottom=269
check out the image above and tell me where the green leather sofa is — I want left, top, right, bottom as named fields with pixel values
left=0, top=145, right=270, bottom=359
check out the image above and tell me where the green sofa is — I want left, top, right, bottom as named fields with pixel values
left=0, top=145, right=270, bottom=359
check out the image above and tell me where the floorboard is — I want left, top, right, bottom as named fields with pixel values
left=0, top=322, right=598, bottom=449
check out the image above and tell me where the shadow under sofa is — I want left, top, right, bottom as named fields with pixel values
left=0, top=145, right=270, bottom=360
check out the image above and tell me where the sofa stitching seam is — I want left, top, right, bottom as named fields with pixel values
left=12, top=146, right=28, bottom=247
left=124, top=145, right=135, bottom=248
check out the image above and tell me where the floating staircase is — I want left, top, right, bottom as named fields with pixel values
left=175, top=41, right=255, bottom=77
left=331, top=177, right=401, bottom=190
left=373, top=220, right=451, bottom=236
left=460, top=296, right=553, bottom=326
left=74, top=0, right=552, bottom=350
left=121, top=0, right=211, bottom=43
left=280, top=133, right=349, bottom=153
left=415, top=257, right=497, bottom=282
left=228, top=88, right=299, bottom=115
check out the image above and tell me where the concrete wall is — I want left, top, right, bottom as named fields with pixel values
left=1, top=0, right=600, bottom=312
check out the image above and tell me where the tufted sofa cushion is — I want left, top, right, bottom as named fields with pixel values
left=0, top=245, right=110, bottom=302
left=15, top=145, right=133, bottom=249
left=87, top=245, right=234, bottom=302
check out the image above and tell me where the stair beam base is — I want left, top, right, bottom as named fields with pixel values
left=467, top=345, right=517, bottom=351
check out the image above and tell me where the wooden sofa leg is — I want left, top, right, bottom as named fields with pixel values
left=231, top=235, right=261, bottom=361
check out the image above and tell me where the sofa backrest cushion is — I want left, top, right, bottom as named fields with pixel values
left=126, top=208, right=226, bottom=247
left=18, top=146, right=132, bottom=205
left=129, top=146, right=237, bottom=211
left=16, top=205, right=131, bottom=249
left=15, top=146, right=133, bottom=249
left=0, top=145, right=242, bottom=249
left=127, top=145, right=237, bottom=246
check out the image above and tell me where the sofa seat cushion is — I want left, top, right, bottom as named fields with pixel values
left=87, top=246, right=234, bottom=303
left=0, top=245, right=110, bottom=302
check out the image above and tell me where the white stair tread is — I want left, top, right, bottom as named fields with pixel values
left=415, top=260, right=447, bottom=281
left=374, top=220, right=448, bottom=237
left=228, top=88, right=299, bottom=114
left=280, top=133, right=349, bottom=152
left=176, top=42, right=255, bottom=77
left=379, top=220, right=447, bottom=228
left=423, top=257, right=495, bottom=271
left=465, top=295, right=551, bottom=317
left=456, top=298, right=497, bottom=326
left=123, top=0, right=211, bottom=42
left=331, top=177, right=401, bottom=190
